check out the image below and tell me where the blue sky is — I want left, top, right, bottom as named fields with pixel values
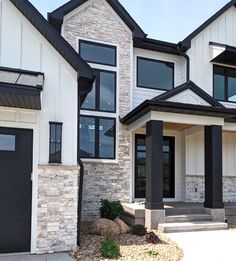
left=30, top=0, right=230, bottom=43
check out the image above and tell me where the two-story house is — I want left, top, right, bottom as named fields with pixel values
left=1, top=0, right=236, bottom=256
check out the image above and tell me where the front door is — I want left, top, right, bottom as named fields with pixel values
left=135, top=134, right=175, bottom=199
left=0, top=128, right=33, bottom=253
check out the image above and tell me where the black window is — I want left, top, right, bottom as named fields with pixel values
left=79, top=40, right=117, bottom=66
left=81, top=70, right=116, bottom=112
left=137, top=57, right=174, bottom=90
left=214, top=65, right=236, bottom=102
left=49, top=122, right=62, bottom=163
left=80, top=116, right=115, bottom=159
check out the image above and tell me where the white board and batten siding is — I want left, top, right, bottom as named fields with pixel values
left=188, top=6, right=236, bottom=108
left=186, top=131, right=236, bottom=177
left=0, top=0, right=78, bottom=165
left=132, top=48, right=186, bottom=108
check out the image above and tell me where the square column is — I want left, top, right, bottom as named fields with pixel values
left=145, top=120, right=165, bottom=229
left=204, top=125, right=225, bottom=221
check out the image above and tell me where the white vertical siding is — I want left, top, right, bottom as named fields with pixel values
left=188, top=6, right=236, bottom=107
left=186, top=131, right=236, bottom=177
left=0, top=0, right=78, bottom=165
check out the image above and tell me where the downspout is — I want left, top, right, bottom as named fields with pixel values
left=77, top=78, right=84, bottom=247
left=177, top=42, right=190, bottom=82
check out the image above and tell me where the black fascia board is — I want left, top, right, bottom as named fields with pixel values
left=9, top=0, right=93, bottom=86
left=154, top=81, right=224, bottom=107
left=134, top=37, right=179, bottom=55
left=48, top=0, right=146, bottom=39
left=120, top=99, right=236, bottom=125
left=182, top=0, right=236, bottom=50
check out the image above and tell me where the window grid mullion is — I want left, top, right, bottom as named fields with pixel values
left=95, top=117, right=100, bottom=158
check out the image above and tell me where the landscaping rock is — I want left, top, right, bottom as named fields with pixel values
left=90, top=218, right=120, bottom=236
left=114, top=218, right=130, bottom=234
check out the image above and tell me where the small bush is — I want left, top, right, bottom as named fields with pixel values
left=146, top=231, right=161, bottom=244
left=148, top=250, right=159, bottom=258
left=131, top=224, right=147, bottom=236
left=100, top=199, right=123, bottom=220
left=100, top=240, right=120, bottom=259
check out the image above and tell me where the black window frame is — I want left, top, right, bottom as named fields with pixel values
left=213, top=64, right=236, bottom=103
left=80, top=115, right=116, bottom=160
left=136, top=56, right=175, bottom=91
left=81, top=69, right=117, bottom=113
left=49, top=122, right=63, bottom=164
left=79, top=40, right=117, bottom=67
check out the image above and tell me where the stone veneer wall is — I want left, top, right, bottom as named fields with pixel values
left=63, top=0, right=132, bottom=219
left=186, top=175, right=236, bottom=203
left=37, top=165, right=79, bottom=254
left=186, top=176, right=204, bottom=202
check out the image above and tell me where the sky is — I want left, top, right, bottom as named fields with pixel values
left=30, top=0, right=230, bottom=43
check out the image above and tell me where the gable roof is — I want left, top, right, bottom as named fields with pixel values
left=9, top=0, right=93, bottom=88
left=153, top=81, right=224, bottom=108
left=48, top=0, right=146, bottom=38
left=182, top=0, right=236, bottom=50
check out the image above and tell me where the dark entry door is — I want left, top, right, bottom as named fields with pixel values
left=0, top=128, right=33, bottom=253
left=135, top=134, right=175, bottom=199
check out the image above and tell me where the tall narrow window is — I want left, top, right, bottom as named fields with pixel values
left=81, top=69, right=116, bottom=113
left=80, top=116, right=116, bottom=159
left=49, top=122, right=62, bottom=163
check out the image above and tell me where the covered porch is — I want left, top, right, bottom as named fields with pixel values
left=121, top=85, right=236, bottom=229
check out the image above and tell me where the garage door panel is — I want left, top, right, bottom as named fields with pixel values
left=0, top=128, right=32, bottom=253
left=0, top=188, right=31, bottom=220
left=0, top=219, right=31, bottom=253
left=0, top=160, right=31, bottom=187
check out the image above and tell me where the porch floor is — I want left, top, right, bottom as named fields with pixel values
left=121, top=202, right=236, bottom=227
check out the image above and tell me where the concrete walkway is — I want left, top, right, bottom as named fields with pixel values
left=168, top=230, right=236, bottom=261
left=0, top=253, right=74, bottom=261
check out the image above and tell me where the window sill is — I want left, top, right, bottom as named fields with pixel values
left=81, top=158, right=119, bottom=164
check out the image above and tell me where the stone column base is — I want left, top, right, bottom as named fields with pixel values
left=205, top=208, right=225, bottom=222
left=145, top=209, right=165, bottom=230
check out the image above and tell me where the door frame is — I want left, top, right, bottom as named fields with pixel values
left=132, top=131, right=176, bottom=202
left=0, top=120, right=39, bottom=254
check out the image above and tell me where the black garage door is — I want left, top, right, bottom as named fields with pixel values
left=0, top=128, right=33, bottom=253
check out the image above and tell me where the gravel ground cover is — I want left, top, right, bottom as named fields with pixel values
left=71, top=222, right=183, bottom=261
left=229, top=224, right=236, bottom=231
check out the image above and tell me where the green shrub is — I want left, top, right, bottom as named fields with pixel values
left=100, top=240, right=120, bottom=259
left=131, top=224, right=147, bottom=236
left=99, top=199, right=123, bottom=220
left=148, top=250, right=159, bottom=258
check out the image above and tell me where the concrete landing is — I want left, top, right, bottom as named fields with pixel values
left=0, top=253, right=74, bottom=261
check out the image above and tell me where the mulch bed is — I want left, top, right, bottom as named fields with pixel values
left=71, top=222, right=183, bottom=261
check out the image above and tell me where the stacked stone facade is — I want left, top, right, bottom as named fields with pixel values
left=63, top=0, right=132, bottom=219
left=36, top=165, right=79, bottom=253
left=186, top=175, right=236, bottom=203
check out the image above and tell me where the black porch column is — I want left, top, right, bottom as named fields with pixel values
left=145, top=120, right=164, bottom=210
left=204, top=125, right=224, bottom=209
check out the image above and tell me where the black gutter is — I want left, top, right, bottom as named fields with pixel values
left=177, top=42, right=190, bottom=82
left=77, top=78, right=84, bottom=246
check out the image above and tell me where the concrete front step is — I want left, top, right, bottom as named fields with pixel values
left=165, top=214, right=212, bottom=223
left=158, top=221, right=228, bottom=233
left=165, top=207, right=206, bottom=216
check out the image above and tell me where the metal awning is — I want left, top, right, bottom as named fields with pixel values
left=0, top=67, right=44, bottom=110
left=210, top=42, right=236, bottom=66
